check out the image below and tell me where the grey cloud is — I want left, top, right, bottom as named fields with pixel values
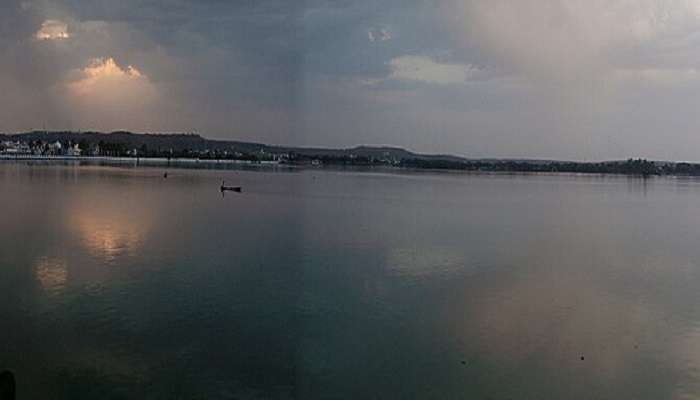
left=5, top=0, right=700, bottom=160
left=367, top=28, right=391, bottom=42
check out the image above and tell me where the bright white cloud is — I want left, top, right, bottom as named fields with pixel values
left=67, top=57, right=151, bottom=96
left=388, top=55, right=479, bottom=85
left=35, top=19, right=70, bottom=40
left=60, top=58, right=159, bottom=130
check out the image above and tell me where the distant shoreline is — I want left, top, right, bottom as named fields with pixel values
left=2, top=131, right=700, bottom=176
left=0, top=154, right=280, bottom=165
left=1, top=154, right=698, bottom=179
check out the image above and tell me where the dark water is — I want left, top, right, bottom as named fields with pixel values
left=3, top=164, right=700, bottom=398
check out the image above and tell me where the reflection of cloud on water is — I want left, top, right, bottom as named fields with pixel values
left=386, top=246, right=467, bottom=278
left=453, top=267, right=661, bottom=382
left=35, top=257, right=68, bottom=293
left=68, top=195, right=154, bottom=263
left=76, top=214, right=148, bottom=262
left=434, top=215, right=700, bottom=397
left=668, top=326, right=700, bottom=399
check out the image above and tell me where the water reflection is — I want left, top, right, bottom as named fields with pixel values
left=35, top=257, right=68, bottom=293
left=68, top=189, right=154, bottom=263
left=76, top=213, right=148, bottom=262
left=672, top=327, right=700, bottom=399
left=468, top=270, right=653, bottom=374
left=386, top=246, right=466, bottom=278
left=9, top=165, right=700, bottom=398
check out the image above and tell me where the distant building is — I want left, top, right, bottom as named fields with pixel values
left=0, top=141, right=31, bottom=155
left=66, top=143, right=82, bottom=157
left=48, top=141, right=63, bottom=155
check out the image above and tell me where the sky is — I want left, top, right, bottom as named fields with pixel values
left=4, top=0, right=700, bottom=160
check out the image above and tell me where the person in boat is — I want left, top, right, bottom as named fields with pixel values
left=221, top=180, right=241, bottom=192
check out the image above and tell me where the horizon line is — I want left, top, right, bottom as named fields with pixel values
left=0, top=129, right=691, bottom=165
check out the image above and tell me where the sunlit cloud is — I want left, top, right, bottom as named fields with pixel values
left=59, top=57, right=159, bottom=129
left=35, top=19, right=70, bottom=41
left=67, top=57, right=150, bottom=96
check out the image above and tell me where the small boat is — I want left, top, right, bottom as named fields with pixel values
left=220, top=181, right=242, bottom=192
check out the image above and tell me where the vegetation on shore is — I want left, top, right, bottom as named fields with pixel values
left=1, top=131, right=698, bottom=176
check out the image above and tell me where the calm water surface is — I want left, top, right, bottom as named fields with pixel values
left=2, top=163, right=700, bottom=398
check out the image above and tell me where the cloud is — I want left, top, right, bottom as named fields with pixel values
left=368, top=28, right=392, bottom=42
left=67, top=57, right=150, bottom=96
left=35, top=19, right=70, bottom=40
left=7, top=0, right=700, bottom=160
left=57, top=57, right=159, bottom=130
left=614, top=67, right=700, bottom=86
left=388, top=55, right=479, bottom=85
left=451, top=0, right=700, bottom=81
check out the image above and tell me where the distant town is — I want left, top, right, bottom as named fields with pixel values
left=2, top=130, right=700, bottom=176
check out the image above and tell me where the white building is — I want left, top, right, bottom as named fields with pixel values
left=1, top=141, right=31, bottom=155
left=66, top=143, right=82, bottom=157
left=48, top=141, right=62, bottom=155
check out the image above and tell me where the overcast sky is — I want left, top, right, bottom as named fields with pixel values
left=4, top=1, right=700, bottom=160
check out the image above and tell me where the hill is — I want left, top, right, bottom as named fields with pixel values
left=1, top=130, right=694, bottom=176
left=0, top=131, right=465, bottom=162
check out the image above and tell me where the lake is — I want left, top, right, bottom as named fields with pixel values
left=2, top=163, right=700, bottom=399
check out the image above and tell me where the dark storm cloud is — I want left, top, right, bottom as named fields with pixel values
left=60, top=0, right=303, bottom=106
left=0, top=0, right=307, bottom=138
left=1, top=0, right=459, bottom=140
left=301, top=0, right=471, bottom=80
left=6, top=0, right=700, bottom=160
